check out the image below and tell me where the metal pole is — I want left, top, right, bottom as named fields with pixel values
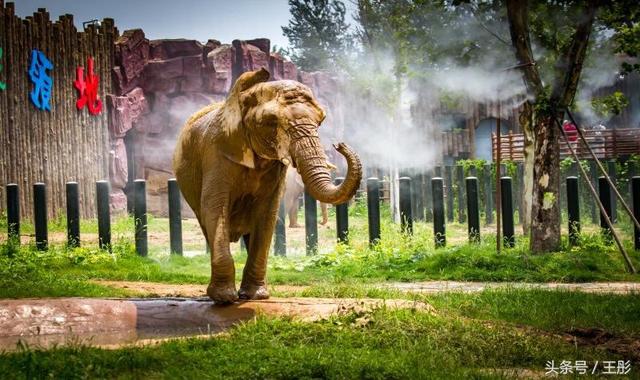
left=304, top=190, right=318, bottom=255
left=496, top=104, right=502, bottom=253
left=553, top=115, right=635, bottom=273
left=367, top=177, right=381, bottom=246
left=33, top=183, right=48, bottom=251
left=274, top=200, right=286, bottom=256
left=6, top=183, right=19, bottom=243
left=96, top=180, right=111, bottom=251
left=134, top=179, right=148, bottom=257
left=335, top=177, right=349, bottom=243
left=168, top=178, right=183, bottom=255
left=66, top=182, right=80, bottom=247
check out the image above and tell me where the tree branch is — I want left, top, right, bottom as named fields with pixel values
left=551, top=2, right=598, bottom=108
left=506, top=0, right=543, bottom=96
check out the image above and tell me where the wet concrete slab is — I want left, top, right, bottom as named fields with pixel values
left=0, top=297, right=430, bottom=351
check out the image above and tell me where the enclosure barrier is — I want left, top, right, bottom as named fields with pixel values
left=399, top=177, right=413, bottom=235
left=168, top=179, right=183, bottom=256
left=134, top=179, right=148, bottom=257
left=6, top=184, right=19, bottom=242
left=274, top=201, right=287, bottom=256
left=5, top=166, right=640, bottom=258
left=304, top=190, right=318, bottom=255
left=633, top=177, right=640, bottom=251
left=432, top=177, right=446, bottom=247
left=466, top=177, right=480, bottom=243
left=334, top=177, right=349, bottom=243
left=566, top=177, right=580, bottom=245
left=366, top=177, right=381, bottom=246
left=66, top=182, right=80, bottom=248
left=598, top=177, right=613, bottom=242
left=33, top=183, right=48, bottom=251
left=500, top=177, right=515, bottom=248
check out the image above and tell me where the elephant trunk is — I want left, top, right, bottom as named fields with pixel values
left=289, top=126, right=362, bottom=205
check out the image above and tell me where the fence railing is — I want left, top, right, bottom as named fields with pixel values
left=492, top=128, right=640, bottom=161
left=4, top=165, right=640, bottom=256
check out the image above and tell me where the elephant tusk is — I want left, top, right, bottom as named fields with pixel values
left=326, top=162, right=337, bottom=171
left=281, top=157, right=291, bottom=166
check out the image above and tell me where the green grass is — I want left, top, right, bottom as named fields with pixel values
left=0, top=306, right=625, bottom=379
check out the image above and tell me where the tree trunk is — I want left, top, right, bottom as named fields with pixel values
left=520, top=102, right=534, bottom=234
left=529, top=112, right=561, bottom=252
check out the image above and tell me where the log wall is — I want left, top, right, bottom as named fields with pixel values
left=0, top=2, right=118, bottom=219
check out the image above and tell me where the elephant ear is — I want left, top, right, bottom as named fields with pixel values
left=217, top=68, right=271, bottom=169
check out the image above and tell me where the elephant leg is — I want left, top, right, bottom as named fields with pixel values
left=320, top=203, right=328, bottom=225
left=289, top=204, right=301, bottom=228
left=201, top=188, right=237, bottom=304
left=239, top=189, right=284, bottom=300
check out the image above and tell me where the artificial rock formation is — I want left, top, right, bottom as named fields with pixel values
left=108, top=29, right=342, bottom=215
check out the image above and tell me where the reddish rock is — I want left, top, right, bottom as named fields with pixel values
left=149, top=39, right=203, bottom=60
left=180, top=75, right=204, bottom=92
left=203, top=68, right=231, bottom=94
left=143, top=57, right=184, bottom=81
left=246, top=38, right=270, bottom=55
left=109, top=138, right=128, bottom=189
left=207, top=44, right=234, bottom=72
left=232, top=40, right=271, bottom=82
left=125, top=87, right=149, bottom=124
left=269, top=53, right=285, bottom=80
left=182, top=55, right=204, bottom=79
left=114, top=29, right=149, bottom=91
left=136, top=112, right=168, bottom=135
left=297, top=71, right=314, bottom=87
left=283, top=61, right=298, bottom=80
left=110, top=188, right=128, bottom=213
left=107, top=95, right=132, bottom=138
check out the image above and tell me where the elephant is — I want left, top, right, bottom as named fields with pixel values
left=173, top=68, right=362, bottom=303
left=284, top=165, right=332, bottom=228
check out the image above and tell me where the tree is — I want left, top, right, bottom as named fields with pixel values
left=282, top=0, right=353, bottom=71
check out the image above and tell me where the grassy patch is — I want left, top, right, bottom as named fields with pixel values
left=0, top=308, right=616, bottom=379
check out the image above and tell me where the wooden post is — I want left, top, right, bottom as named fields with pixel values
left=432, top=177, right=446, bottom=247
left=168, top=179, right=183, bottom=256
left=466, top=177, right=480, bottom=243
left=335, top=177, right=349, bottom=243
left=66, top=182, right=80, bottom=247
left=304, top=190, right=318, bottom=255
left=367, top=178, right=381, bottom=246
left=33, top=183, right=48, bottom=251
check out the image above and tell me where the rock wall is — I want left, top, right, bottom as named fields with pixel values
left=108, top=30, right=342, bottom=215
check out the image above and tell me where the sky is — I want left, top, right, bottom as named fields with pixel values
left=14, top=0, right=295, bottom=49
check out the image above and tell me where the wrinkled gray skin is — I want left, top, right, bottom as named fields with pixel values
left=173, top=68, right=362, bottom=303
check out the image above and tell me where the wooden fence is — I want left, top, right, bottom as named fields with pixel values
left=492, top=128, right=640, bottom=162
left=0, top=2, right=118, bottom=219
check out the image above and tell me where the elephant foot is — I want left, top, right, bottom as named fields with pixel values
left=207, top=283, right=239, bottom=304
left=238, top=284, right=270, bottom=300
left=320, top=219, right=328, bottom=225
left=289, top=223, right=302, bottom=228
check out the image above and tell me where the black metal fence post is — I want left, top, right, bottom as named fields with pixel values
left=6, top=183, right=20, bottom=243
left=466, top=177, right=480, bottom=243
left=275, top=200, right=286, bottom=256
left=304, top=190, right=318, bottom=255
left=598, top=176, right=613, bottom=242
left=566, top=176, right=581, bottom=245
left=335, top=177, right=349, bottom=243
left=96, top=180, right=111, bottom=251
left=399, top=177, right=413, bottom=235
left=501, top=177, right=515, bottom=248
left=168, top=178, right=183, bottom=255
left=632, top=176, right=640, bottom=250
left=66, top=182, right=80, bottom=247
left=33, top=183, right=48, bottom=251
left=134, top=179, right=148, bottom=257
left=432, top=177, right=446, bottom=247
left=367, top=177, right=381, bottom=246
left=608, top=160, right=617, bottom=223
left=589, top=160, right=598, bottom=224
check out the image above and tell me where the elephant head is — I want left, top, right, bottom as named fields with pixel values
left=218, top=68, right=362, bottom=205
